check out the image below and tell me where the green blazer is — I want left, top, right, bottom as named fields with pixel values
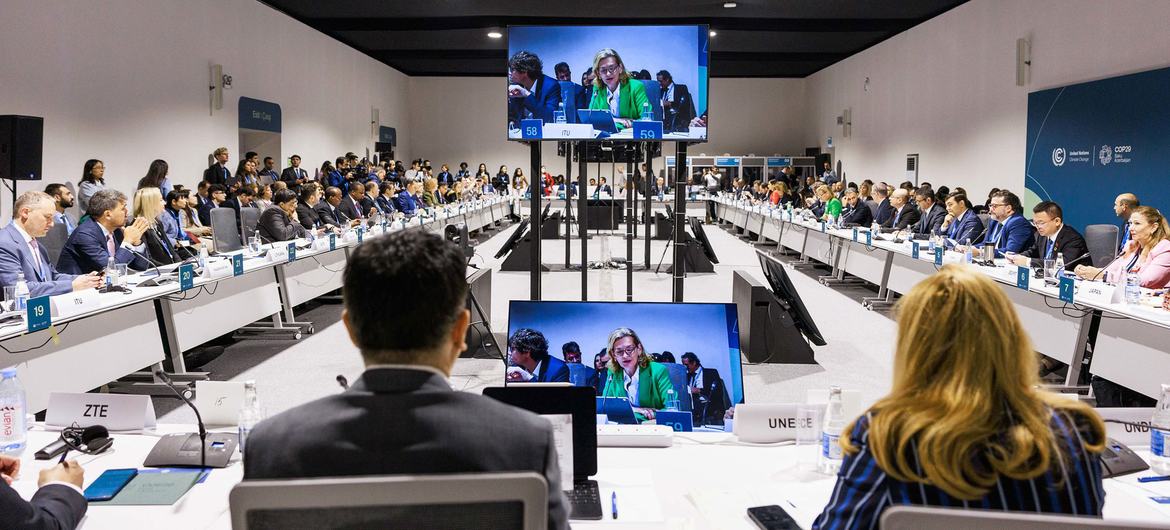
left=601, top=361, right=675, bottom=421
left=824, top=197, right=843, bottom=220
left=587, top=78, right=650, bottom=130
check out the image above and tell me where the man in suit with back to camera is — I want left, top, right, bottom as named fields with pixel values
left=656, top=70, right=696, bottom=133
left=937, top=191, right=984, bottom=247
left=57, top=189, right=151, bottom=275
left=1, top=453, right=87, bottom=530
left=681, top=352, right=730, bottom=426
left=872, top=183, right=894, bottom=226
left=44, top=183, right=78, bottom=236
left=243, top=230, right=568, bottom=529
left=910, top=187, right=947, bottom=239
left=880, top=188, right=920, bottom=231
left=973, top=189, right=1035, bottom=259
left=0, top=191, right=103, bottom=297
left=840, top=188, right=874, bottom=227
left=202, top=147, right=231, bottom=187
left=1010, top=201, right=1089, bottom=271
left=281, top=154, right=308, bottom=189
left=507, top=50, right=562, bottom=128
left=506, top=328, right=570, bottom=383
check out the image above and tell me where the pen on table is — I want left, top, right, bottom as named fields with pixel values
left=611, top=491, right=618, bottom=520
left=1138, top=475, right=1170, bottom=483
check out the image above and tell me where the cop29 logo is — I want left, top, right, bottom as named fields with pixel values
left=1098, top=145, right=1113, bottom=165
left=1051, top=147, right=1066, bottom=167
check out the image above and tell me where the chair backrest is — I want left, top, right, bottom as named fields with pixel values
left=880, top=505, right=1170, bottom=530
left=36, top=222, right=70, bottom=267
left=557, top=81, right=582, bottom=123
left=239, top=207, right=262, bottom=242
left=230, top=472, right=548, bottom=530
left=1084, top=224, right=1120, bottom=267
left=640, top=80, right=664, bottom=121
left=567, top=363, right=593, bottom=387
left=210, top=207, right=243, bottom=253
left=662, top=362, right=692, bottom=411
left=977, top=213, right=991, bottom=228
left=864, top=199, right=879, bottom=218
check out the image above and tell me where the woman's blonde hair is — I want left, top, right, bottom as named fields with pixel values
left=606, top=327, right=650, bottom=372
left=1131, top=206, right=1170, bottom=260
left=424, top=177, right=438, bottom=193
left=592, top=48, right=630, bottom=90
left=814, top=185, right=831, bottom=200
left=132, top=187, right=163, bottom=227
left=845, top=264, right=1105, bottom=500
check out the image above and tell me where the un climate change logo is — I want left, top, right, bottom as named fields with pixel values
left=1099, top=145, right=1113, bottom=165
left=1051, top=147, right=1066, bottom=167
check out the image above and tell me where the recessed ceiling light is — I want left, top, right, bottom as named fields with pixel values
left=723, top=2, right=737, bottom=7
left=487, top=31, right=502, bottom=39
left=709, top=30, right=717, bottom=37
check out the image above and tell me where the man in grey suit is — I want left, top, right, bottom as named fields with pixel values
left=910, top=187, right=948, bottom=240
left=243, top=229, right=569, bottom=529
left=0, top=191, right=103, bottom=298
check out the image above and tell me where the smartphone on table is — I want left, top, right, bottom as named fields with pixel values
left=84, top=468, right=138, bottom=501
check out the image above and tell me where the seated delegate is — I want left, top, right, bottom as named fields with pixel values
left=1010, top=201, right=1088, bottom=272
left=131, top=187, right=183, bottom=266
left=0, top=191, right=103, bottom=297
left=1075, top=205, right=1170, bottom=287
left=813, top=265, right=1106, bottom=529
left=0, top=454, right=87, bottom=530
left=600, top=327, right=674, bottom=422
left=587, top=48, right=650, bottom=130
left=243, top=230, right=568, bottom=529
left=257, top=189, right=310, bottom=244
left=971, top=189, right=1034, bottom=259
left=505, top=328, right=570, bottom=383
left=57, top=189, right=151, bottom=275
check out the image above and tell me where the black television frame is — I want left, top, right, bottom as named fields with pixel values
left=755, top=250, right=827, bottom=346
left=494, top=217, right=531, bottom=259
left=689, top=217, right=719, bottom=264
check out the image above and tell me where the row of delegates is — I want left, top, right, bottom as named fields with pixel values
left=0, top=191, right=105, bottom=297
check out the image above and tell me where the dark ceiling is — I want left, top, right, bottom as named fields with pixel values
left=261, top=0, right=969, bottom=78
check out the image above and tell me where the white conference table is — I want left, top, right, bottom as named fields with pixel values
left=9, top=425, right=1169, bottom=529
left=714, top=198, right=1170, bottom=399
left=0, top=198, right=512, bottom=410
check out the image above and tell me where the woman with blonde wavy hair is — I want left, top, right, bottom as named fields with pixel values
left=813, top=264, right=1105, bottom=529
left=600, top=327, right=674, bottom=423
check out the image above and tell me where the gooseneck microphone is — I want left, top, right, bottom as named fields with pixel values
left=154, top=369, right=208, bottom=468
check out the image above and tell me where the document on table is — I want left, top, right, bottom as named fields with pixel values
left=97, top=469, right=203, bottom=505
left=542, top=414, right=574, bottom=491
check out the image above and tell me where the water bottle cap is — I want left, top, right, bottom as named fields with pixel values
left=1, top=368, right=16, bottom=378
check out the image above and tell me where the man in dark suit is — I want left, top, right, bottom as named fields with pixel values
left=44, top=183, right=78, bottom=236
left=223, top=184, right=257, bottom=231
left=939, top=192, right=985, bottom=246
left=316, top=186, right=348, bottom=226
left=507, top=51, right=562, bottom=127
left=880, top=188, right=920, bottom=231
left=394, top=180, right=420, bottom=217
left=202, top=146, right=231, bottom=186
left=1, top=454, right=87, bottom=530
left=681, top=352, right=730, bottom=426
left=338, top=184, right=369, bottom=223
left=361, top=181, right=379, bottom=216
left=506, top=328, right=571, bottom=383
left=197, top=184, right=227, bottom=226
left=57, top=189, right=151, bottom=274
left=656, top=70, right=696, bottom=133
left=976, top=189, right=1036, bottom=259
left=872, top=183, right=895, bottom=226
left=243, top=230, right=568, bottom=529
left=0, top=191, right=103, bottom=297
left=910, top=187, right=947, bottom=239
left=840, top=189, right=874, bottom=227
left=280, top=154, right=308, bottom=188
left=1011, top=201, right=1088, bottom=271
left=295, top=184, right=327, bottom=230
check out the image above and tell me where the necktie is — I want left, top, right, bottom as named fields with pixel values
left=107, top=233, right=117, bottom=259
left=158, top=229, right=174, bottom=258
left=29, top=239, right=46, bottom=280
left=893, top=209, right=901, bottom=226
left=1045, top=238, right=1055, bottom=259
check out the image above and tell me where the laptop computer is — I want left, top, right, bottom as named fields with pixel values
left=596, top=397, right=639, bottom=425
left=482, top=385, right=603, bottom=520
left=576, top=109, right=618, bottom=134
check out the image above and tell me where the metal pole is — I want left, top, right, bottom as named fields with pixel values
left=529, top=142, right=541, bottom=301
left=564, top=142, right=572, bottom=269
left=644, top=144, right=654, bottom=268
left=578, top=142, right=588, bottom=300
left=672, top=142, right=688, bottom=302
left=626, top=157, right=634, bottom=301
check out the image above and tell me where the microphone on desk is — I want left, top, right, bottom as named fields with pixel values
left=141, top=370, right=238, bottom=469
left=153, top=368, right=207, bottom=468
left=126, top=248, right=174, bottom=286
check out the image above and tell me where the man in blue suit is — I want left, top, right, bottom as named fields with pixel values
left=57, top=189, right=151, bottom=275
left=394, top=180, right=420, bottom=217
left=0, top=191, right=103, bottom=298
left=975, top=189, right=1035, bottom=259
left=505, top=328, right=570, bottom=383
left=507, top=51, right=562, bottom=128
left=939, top=192, right=985, bottom=246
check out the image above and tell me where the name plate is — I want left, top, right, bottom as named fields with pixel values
left=46, top=392, right=157, bottom=431
left=286, top=242, right=296, bottom=262
left=731, top=403, right=799, bottom=443
left=1076, top=281, right=1118, bottom=305
left=852, top=228, right=859, bottom=242
left=232, top=254, right=244, bottom=276
left=655, top=410, right=693, bottom=432
left=632, top=120, right=663, bottom=140
left=357, top=227, right=365, bottom=243
left=933, top=246, right=944, bottom=265
left=865, top=230, right=872, bottom=246
left=819, top=221, right=826, bottom=233
left=267, top=246, right=289, bottom=263
left=204, top=260, right=234, bottom=279
left=1015, top=265, right=1030, bottom=289
left=911, top=241, right=920, bottom=259
left=520, top=119, right=543, bottom=139
left=195, top=380, right=246, bottom=426
left=329, top=233, right=337, bottom=251
left=27, top=296, right=51, bottom=333
left=1098, top=407, right=1156, bottom=447
left=1058, top=276, right=1075, bottom=303
left=49, top=289, right=101, bottom=319
left=179, top=263, right=195, bottom=291
left=542, top=122, right=589, bottom=139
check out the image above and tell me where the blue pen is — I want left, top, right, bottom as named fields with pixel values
left=1138, top=475, right=1170, bottom=483
left=611, top=491, right=618, bottom=519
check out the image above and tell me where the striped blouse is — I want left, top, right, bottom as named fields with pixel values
left=812, top=408, right=1104, bottom=530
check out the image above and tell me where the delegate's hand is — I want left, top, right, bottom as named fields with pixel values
left=1122, top=239, right=1139, bottom=255
left=38, top=460, right=84, bottom=489
left=725, top=406, right=736, bottom=420
left=940, top=213, right=954, bottom=230
left=72, top=271, right=104, bottom=291
left=124, top=217, right=150, bottom=245
left=1010, top=255, right=1030, bottom=267
left=1074, top=264, right=1101, bottom=280
left=507, top=84, right=531, bottom=98
left=688, top=386, right=701, bottom=395
left=617, top=118, right=632, bottom=129
left=0, top=454, right=20, bottom=485
left=634, top=407, right=656, bottom=421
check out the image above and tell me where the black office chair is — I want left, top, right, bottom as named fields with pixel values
left=36, top=222, right=70, bottom=268
left=210, top=208, right=243, bottom=253
left=239, top=207, right=262, bottom=243
left=1084, top=224, right=1120, bottom=267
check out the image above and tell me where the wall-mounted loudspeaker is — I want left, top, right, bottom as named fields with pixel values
left=0, top=115, right=44, bottom=182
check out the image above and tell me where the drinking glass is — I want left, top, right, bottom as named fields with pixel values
left=795, top=404, right=825, bottom=472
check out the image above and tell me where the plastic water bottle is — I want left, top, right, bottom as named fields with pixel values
left=1054, top=254, right=1066, bottom=278
left=198, top=246, right=210, bottom=269
left=105, top=256, right=117, bottom=288
left=554, top=101, right=566, bottom=124
left=0, top=369, right=28, bottom=455
left=1151, top=384, right=1170, bottom=474
left=963, top=238, right=973, bottom=264
left=819, top=386, right=846, bottom=475
left=237, top=380, right=263, bottom=459
left=665, top=389, right=678, bottom=411
left=12, top=273, right=30, bottom=312
left=1125, top=272, right=1141, bottom=304
left=250, top=230, right=261, bottom=254
left=641, top=101, right=651, bottom=121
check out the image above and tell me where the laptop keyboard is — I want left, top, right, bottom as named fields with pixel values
left=565, top=479, right=602, bottom=520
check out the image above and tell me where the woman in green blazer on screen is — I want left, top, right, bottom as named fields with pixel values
left=601, top=327, right=675, bottom=422
left=587, top=48, right=650, bottom=131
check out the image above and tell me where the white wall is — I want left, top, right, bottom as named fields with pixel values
left=804, top=0, right=1170, bottom=200
left=408, top=77, right=806, bottom=180
left=0, top=0, right=410, bottom=201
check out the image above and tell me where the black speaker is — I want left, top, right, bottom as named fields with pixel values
left=0, top=115, right=43, bottom=181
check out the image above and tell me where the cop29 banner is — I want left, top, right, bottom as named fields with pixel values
left=1025, top=66, right=1170, bottom=229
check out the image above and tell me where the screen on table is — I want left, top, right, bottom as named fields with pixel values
left=505, top=301, right=741, bottom=424
left=506, top=25, right=709, bottom=142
